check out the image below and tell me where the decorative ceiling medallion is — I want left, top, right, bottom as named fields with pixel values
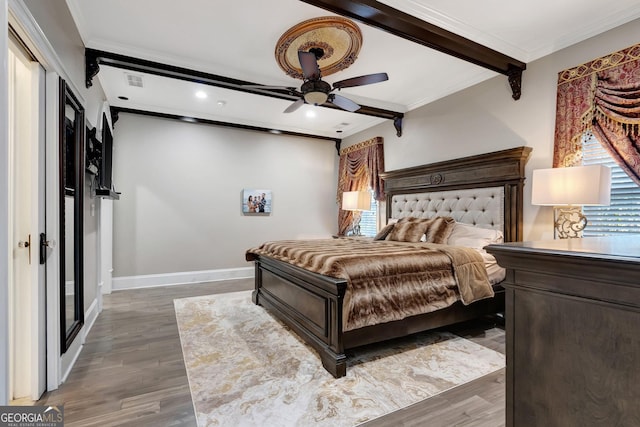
left=275, top=16, right=363, bottom=80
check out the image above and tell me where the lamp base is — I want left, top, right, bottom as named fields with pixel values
left=554, top=206, right=587, bottom=239
left=348, top=216, right=362, bottom=236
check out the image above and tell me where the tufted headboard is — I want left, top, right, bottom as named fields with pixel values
left=390, top=187, right=504, bottom=231
left=379, top=147, right=532, bottom=242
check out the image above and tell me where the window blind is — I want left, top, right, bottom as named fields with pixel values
left=582, top=134, right=640, bottom=236
left=359, top=190, right=378, bottom=237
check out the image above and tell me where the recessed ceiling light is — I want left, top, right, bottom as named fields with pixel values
left=195, top=91, right=208, bottom=99
left=216, top=100, right=226, bottom=107
left=118, top=96, right=129, bottom=100
left=306, top=110, right=316, bottom=118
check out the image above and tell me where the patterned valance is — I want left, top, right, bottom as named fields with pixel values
left=557, top=45, right=640, bottom=85
left=553, top=43, right=640, bottom=185
left=339, top=136, right=383, bottom=155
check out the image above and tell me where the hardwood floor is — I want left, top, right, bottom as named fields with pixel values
left=38, top=280, right=505, bottom=426
left=38, top=280, right=254, bottom=426
left=363, top=320, right=506, bottom=427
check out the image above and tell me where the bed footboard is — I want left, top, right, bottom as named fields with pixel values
left=252, top=255, right=349, bottom=378
left=252, top=255, right=505, bottom=379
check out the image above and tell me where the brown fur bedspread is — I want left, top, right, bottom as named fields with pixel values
left=246, top=238, right=494, bottom=331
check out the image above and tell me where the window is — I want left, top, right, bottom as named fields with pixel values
left=582, top=133, right=640, bottom=236
left=358, top=190, right=378, bottom=237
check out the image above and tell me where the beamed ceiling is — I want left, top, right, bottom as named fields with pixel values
left=67, top=0, right=640, bottom=142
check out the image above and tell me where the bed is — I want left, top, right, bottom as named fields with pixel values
left=246, top=146, right=531, bottom=378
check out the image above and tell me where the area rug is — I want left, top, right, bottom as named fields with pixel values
left=174, top=291, right=504, bottom=427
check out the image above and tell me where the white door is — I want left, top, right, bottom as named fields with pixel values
left=8, top=34, right=46, bottom=402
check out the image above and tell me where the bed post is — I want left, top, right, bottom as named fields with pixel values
left=251, top=261, right=261, bottom=305
left=251, top=256, right=349, bottom=378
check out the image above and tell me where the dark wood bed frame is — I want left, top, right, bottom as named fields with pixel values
left=251, top=146, right=532, bottom=378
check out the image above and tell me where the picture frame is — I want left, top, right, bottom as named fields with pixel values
left=242, top=189, right=272, bottom=215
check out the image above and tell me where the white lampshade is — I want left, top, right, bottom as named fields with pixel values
left=342, top=191, right=371, bottom=211
left=531, top=165, right=611, bottom=206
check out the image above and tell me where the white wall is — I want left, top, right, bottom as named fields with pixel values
left=112, top=114, right=339, bottom=277
left=343, top=17, right=640, bottom=242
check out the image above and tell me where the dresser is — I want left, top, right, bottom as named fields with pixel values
left=485, top=236, right=640, bottom=427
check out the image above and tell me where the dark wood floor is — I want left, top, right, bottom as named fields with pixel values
left=38, top=280, right=505, bottom=426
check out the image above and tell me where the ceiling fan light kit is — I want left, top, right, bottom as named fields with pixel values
left=304, top=91, right=329, bottom=105
left=302, top=80, right=331, bottom=105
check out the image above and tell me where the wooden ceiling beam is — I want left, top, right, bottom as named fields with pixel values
left=85, top=48, right=404, bottom=129
left=300, top=0, right=526, bottom=100
left=111, top=106, right=343, bottom=152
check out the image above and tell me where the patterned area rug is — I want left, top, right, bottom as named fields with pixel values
left=174, top=291, right=504, bottom=427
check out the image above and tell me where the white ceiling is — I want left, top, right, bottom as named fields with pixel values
left=66, top=0, right=640, bottom=139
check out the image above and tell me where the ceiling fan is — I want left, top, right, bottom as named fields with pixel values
left=251, top=48, right=388, bottom=114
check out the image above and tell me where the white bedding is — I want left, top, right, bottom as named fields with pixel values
left=482, top=251, right=506, bottom=284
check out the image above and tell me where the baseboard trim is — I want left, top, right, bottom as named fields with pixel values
left=84, top=298, right=100, bottom=336
left=112, top=267, right=254, bottom=291
left=60, top=335, right=82, bottom=384
left=60, top=295, right=100, bottom=384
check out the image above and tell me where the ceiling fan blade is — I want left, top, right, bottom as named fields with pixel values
left=298, top=51, right=320, bottom=80
left=332, top=72, right=389, bottom=89
left=330, top=94, right=360, bottom=112
left=283, top=98, right=305, bottom=113
left=243, top=85, right=296, bottom=91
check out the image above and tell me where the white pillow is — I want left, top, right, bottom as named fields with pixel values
left=447, top=222, right=503, bottom=251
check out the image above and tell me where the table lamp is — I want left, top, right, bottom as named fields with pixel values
left=342, top=190, right=371, bottom=236
left=531, top=165, right=611, bottom=239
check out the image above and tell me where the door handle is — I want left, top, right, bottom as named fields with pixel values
left=18, top=234, right=31, bottom=264
left=39, top=232, right=55, bottom=264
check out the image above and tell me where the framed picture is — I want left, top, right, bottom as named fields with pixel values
left=242, top=189, right=272, bottom=215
